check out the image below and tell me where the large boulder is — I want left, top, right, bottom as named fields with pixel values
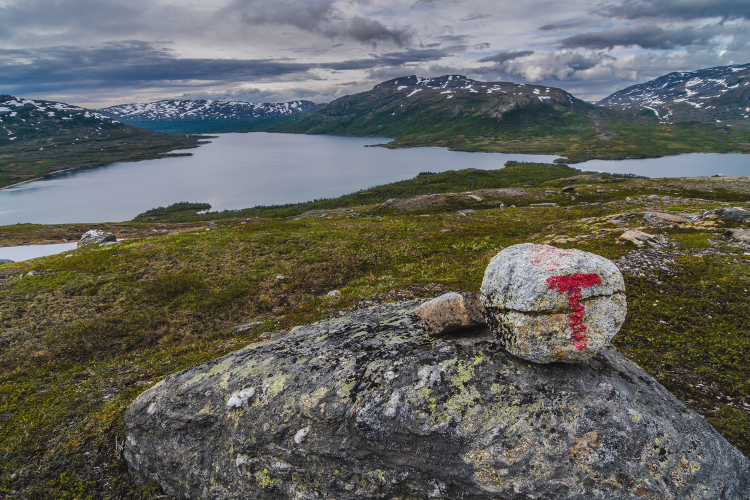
left=77, top=229, right=116, bottom=247
left=124, top=301, right=749, bottom=499
left=481, top=244, right=626, bottom=364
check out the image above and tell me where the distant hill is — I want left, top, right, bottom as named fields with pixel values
left=99, top=99, right=321, bottom=133
left=598, top=64, right=750, bottom=128
left=274, top=74, right=750, bottom=161
left=0, top=95, right=203, bottom=188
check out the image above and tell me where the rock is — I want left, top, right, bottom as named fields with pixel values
left=233, top=321, right=263, bottom=333
left=643, top=212, right=689, bottom=225
left=693, top=207, right=750, bottom=223
left=480, top=244, right=626, bottom=364
left=726, top=228, right=750, bottom=243
left=530, top=202, right=557, bottom=207
left=617, top=229, right=655, bottom=246
left=326, top=289, right=341, bottom=297
left=77, top=229, right=116, bottom=247
left=414, top=292, right=485, bottom=336
left=467, top=194, right=483, bottom=201
left=458, top=209, right=478, bottom=216
left=0, top=259, right=13, bottom=265
left=124, top=301, right=750, bottom=499
left=562, top=185, right=575, bottom=193
left=275, top=275, right=285, bottom=280
left=119, top=229, right=133, bottom=233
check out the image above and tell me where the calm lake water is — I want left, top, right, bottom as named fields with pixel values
left=0, top=132, right=747, bottom=226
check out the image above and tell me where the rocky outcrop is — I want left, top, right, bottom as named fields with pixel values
left=480, top=244, right=626, bottom=364
left=643, top=212, right=689, bottom=225
left=0, top=259, right=13, bottom=265
left=124, top=301, right=749, bottom=499
left=693, top=207, right=750, bottom=223
left=726, top=228, right=750, bottom=242
left=414, top=292, right=485, bottom=336
left=77, top=229, right=116, bottom=247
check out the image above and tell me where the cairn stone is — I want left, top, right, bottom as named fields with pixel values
left=481, top=243, right=626, bottom=364
left=77, top=229, right=116, bottom=247
left=414, top=292, right=485, bottom=336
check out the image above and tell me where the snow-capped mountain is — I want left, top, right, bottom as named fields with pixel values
left=598, top=64, right=750, bottom=126
left=99, top=99, right=318, bottom=133
left=370, top=75, right=576, bottom=105
left=0, top=94, right=126, bottom=145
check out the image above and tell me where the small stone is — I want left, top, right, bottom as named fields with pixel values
left=414, top=292, right=485, bottom=336
left=275, top=275, right=285, bottom=280
left=481, top=244, right=626, bottom=364
left=78, top=229, right=116, bottom=247
left=233, top=321, right=262, bottom=333
left=617, top=229, right=655, bottom=246
left=326, top=290, right=341, bottom=297
left=458, top=209, right=478, bottom=216
left=467, top=194, right=483, bottom=201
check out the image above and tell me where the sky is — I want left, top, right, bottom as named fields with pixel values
left=0, top=0, right=748, bottom=108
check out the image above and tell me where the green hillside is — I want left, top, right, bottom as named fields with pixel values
left=275, top=75, right=750, bottom=162
left=0, top=95, right=204, bottom=189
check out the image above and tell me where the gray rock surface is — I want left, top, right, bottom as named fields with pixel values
left=726, top=228, right=750, bottom=243
left=0, top=259, right=13, bottom=265
left=617, top=229, right=655, bottom=247
left=77, top=229, right=116, bottom=247
left=414, top=292, right=485, bottom=336
left=693, top=207, right=750, bottom=223
left=643, top=212, right=689, bottom=225
left=124, top=301, right=749, bottom=500
left=481, top=244, right=626, bottom=364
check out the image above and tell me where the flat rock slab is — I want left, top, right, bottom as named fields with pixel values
left=124, top=301, right=749, bottom=500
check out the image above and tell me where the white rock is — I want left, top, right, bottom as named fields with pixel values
left=78, top=229, right=116, bottom=247
left=481, top=244, right=626, bottom=364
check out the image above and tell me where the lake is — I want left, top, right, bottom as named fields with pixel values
left=0, top=132, right=747, bottom=226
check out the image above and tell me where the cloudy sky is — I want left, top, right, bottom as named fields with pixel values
left=0, top=0, right=748, bottom=108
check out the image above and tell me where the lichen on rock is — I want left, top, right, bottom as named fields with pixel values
left=124, top=300, right=749, bottom=499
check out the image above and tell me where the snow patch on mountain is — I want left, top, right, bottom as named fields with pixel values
left=99, top=99, right=316, bottom=123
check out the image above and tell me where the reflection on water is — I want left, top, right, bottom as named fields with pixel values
left=0, top=242, right=78, bottom=262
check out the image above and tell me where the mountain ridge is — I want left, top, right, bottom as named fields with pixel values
left=0, top=94, right=203, bottom=189
left=99, top=99, right=320, bottom=134
left=598, top=63, right=750, bottom=128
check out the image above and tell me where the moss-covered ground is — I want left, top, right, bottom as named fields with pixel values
left=1, top=169, right=749, bottom=498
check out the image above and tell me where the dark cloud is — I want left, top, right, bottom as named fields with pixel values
left=479, top=50, right=534, bottom=64
left=322, top=47, right=455, bottom=70
left=538, top=19, right=593, bottom=31
left=0, top=42, right=456, bottom=96
left=473, top=43, right=491, bottom=50
left=558, top=25, right=720, bottom=50
left=234, top=0, right=410, bottom=46
left=0, top=42, right=318, bottom=94
left=461, top=13, right=492, bottom=22
left=596, top=0, right=750, bottom=21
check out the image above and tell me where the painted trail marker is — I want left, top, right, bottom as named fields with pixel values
left=481, top=244, right=626, bottom=364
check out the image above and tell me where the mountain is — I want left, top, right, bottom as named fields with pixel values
left=0, top=95, right=202, bottom=188
left=99, top=99, right=320, bottom=133
left=274, top=74, right=750, bottom=161
left=598, top=64, right=750, bottom=128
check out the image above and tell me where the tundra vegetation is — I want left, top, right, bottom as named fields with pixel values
left=0, top=164, right=749, bottom=498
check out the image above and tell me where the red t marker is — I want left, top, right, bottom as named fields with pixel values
left=546, top=273, right=602, bottom=351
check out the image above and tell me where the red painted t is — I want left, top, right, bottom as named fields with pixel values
left=546, top=273, right=602, bottom=351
